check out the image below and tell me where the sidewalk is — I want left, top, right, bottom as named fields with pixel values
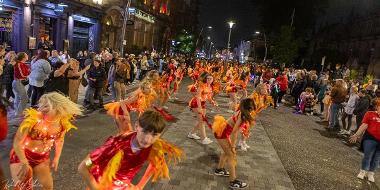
left=145, top=95, right=295, bottom=190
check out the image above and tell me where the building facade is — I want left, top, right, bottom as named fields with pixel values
left=101, top=0, right=174, bottom=55
left=1, top=0, right=198, bottom=56
left=309, top=1, right=380, bottom=78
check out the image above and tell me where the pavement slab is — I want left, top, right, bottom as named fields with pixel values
left=0, top=80, right=295, bottom=190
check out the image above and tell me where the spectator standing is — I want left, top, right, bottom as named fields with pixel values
left=37, top=34, right=53, bottom=51
left=1, top=51, right=15, bottom=100
left=276, top=71, right=288, bottom=104
left=68, top=58, right=91, bottom=103
left=353, top=90, right=371, bottom=132
left=29, top=50, right=51, bottom=107
left=0, top=47, right=6, bottom=95
left=327, top=79, right=347, bottom=131
left=87, top=58, right=106, bottom=109
left=340, top=86, right=359, bottom=134
left=317, top=79, right=328, bottom=115
left=114, top=58, right=129, bottom=101
left=45, top=61, right=70, bottom=95
left=49, top=50, right=62, bottom=68
left=107, top=58, right=117, bottom=101
left=140, top=55, right=149, bottom=80
left=60, top=50, right=70, bottom=64
left=12, top=52, right=30, bottom=117
left=350, top=98, right=380, bottom=183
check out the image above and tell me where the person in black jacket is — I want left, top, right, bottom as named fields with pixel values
left=1, top=51, right=15, bottom=100
left=353, top=89, right=371, bottom=132
left=87, top=58, right=106, bottom=109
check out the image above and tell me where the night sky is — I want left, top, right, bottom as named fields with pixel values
left=198, top=0, right=260, bottom=49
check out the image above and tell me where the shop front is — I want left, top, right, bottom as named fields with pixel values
left=0, top=0, right=23, bottom=51
left=125, top=7, right=169, bottom=53
left=68, top=14, right=101, bottom=55
left=101, top=7, right=123, bottom=51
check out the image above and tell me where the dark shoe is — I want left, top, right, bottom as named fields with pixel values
left=229, top=179, right=248, bottom=189
left=214, top=168, right=230, bottom=177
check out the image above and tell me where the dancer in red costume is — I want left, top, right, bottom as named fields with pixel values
left=187, top=73, right=218, bottom=145
left=225, top=72, right=238, bottom=113
left=171, top=63, right=186, bottom=100
left=235, top=83, right=273, bottom=151
left=10, top=92, right=82, bottom=190
left=78, top=111, right=182, bottom=190
left=104, top=81, right=157, bottom=133
left=160, top=68, right=175, bottom=109
left=235, top=68, right=250, bottom=99
left=212, top=98, right=256, bottom=189
left=211, top=67, right=222, bottom=99
left=0, top=97, right=9, bottom=190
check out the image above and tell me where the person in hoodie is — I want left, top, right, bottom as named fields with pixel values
left=353, top=89, right=371, bottom=132
left=87, top=58, right=106, bottom=109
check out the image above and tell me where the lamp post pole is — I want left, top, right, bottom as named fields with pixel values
left=208, top=42, right=213, bottom=59
left=263, top=32, right=267, bottom=62
left=120, top=0, right=131, bottom=57
left=255, top=31, right=267, bottom=62
left=226, top=21, right=235, bottom=61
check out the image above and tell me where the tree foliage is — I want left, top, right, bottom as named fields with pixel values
left=174, top=30, right=196, bottom=55
left=272, top=26, right=299, bottom=66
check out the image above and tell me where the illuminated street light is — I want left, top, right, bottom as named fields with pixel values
left=227, top=21, right=235, bottom=60
left=93, top=0, right=102, bottom=5
left=254, top=30, right=267, bottom=61
left=207, top=36, right=211, bottom=40
left=228, top=21, right=235, bottom=29
left=207, top=26, right=213, bottom=29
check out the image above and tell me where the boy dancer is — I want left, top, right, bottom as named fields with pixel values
left=78, top=110, right=182, bottom=190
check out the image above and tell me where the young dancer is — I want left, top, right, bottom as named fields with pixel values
left=78, top=111, right=183, bottom=190
left=104, top=81, right=157, bottom=132
left=0, top=96, right=9, bottom=189
left=10, top=92, right=82, bottom=190
left=212, top=98, right=256, bottom=189
left=172, top=63, right=186, bottom=100
left=188, top=73, right=218, bottom=144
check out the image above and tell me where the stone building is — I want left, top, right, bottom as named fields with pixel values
left=309, top=0, right=380, bottom=78
left=0, top=0, right=199, bottom=56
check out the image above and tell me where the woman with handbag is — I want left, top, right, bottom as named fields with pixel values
left=67, top=58, right=90, bottom=103
left=12, top=52, right=30, bottom=117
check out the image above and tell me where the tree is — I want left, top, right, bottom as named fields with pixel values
left=174, top=30, right=196, bottom=55
left=272, top=25, right=299, bottom=67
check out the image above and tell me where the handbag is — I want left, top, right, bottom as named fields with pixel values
left=21, top=79, right=29, bottom=86
left=81, top=76, right=88, bottom=87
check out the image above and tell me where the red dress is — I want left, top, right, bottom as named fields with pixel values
left=189, top=84, right=212, bottom=109
left=10, top=121, right=65, bottom=168
left=89, top=132, right=152, bottom=188
left=214, top=113, right=250, bottom=139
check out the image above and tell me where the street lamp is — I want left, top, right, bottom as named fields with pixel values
left=120, top=0, right=132, bottom=56
left=93, top=0, right=103, bottom=5
left=227, top=21, right=235, bottom=60
left=255, top=30, right=267, bottom=62
left=209, top=42, right=214, bottom=59
left=207, top=26, right=213, bottom=29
